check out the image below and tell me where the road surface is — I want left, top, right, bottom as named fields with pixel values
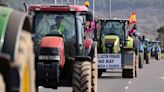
left=39, top=59, right=164, bottom=92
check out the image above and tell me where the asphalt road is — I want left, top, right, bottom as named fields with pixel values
left=39, top=59, right=164, bottom=92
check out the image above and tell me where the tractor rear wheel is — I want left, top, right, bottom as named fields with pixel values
left=0, top=74, right=5, bottom=92
left=122, top=69, right=135, bottom=78
left=92, top=48, right=98, bottom=92
left=73, top=61, right=92, bottom=92
left=146, top=53, right=150, bottom=64
left=156, top=53, right=161, bottom=60
left=139, top=52, right=143, bottom=69
left=135, top=55, right=139, bottom=77
left=98, top=69, right=103, bottom=78
left=122, top=51, right=135, bottom=78
left=14, top=30, right=35, bottom=92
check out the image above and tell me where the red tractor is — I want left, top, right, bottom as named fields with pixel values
left=28, top=4, right=98, bottom=92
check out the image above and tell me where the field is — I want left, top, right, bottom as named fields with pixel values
left=161, top=53, right=164, bottom=58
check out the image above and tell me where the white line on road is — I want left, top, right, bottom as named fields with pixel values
left=124, top=86, right=129, bottom=90
left=128, top=81, right=132, bottom=84
left=39, top=86, right=43, bottom=88
left=159, top=77, right=164, bottom=80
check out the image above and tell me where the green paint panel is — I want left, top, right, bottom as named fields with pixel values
left=127, top=36, right=133, bottom=48
left=101, top=35, right=120, bottom=53
left=0, top=7, right=13, bottom=51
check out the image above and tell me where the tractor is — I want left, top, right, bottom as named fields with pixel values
left=150, top=40, right=161, bottom=60
left=28, top=4, right=98, bottom=92
left=0, top=2, right=35, bottom=92
left=134, top=32, right=144, bottom=68
left=94, top=18, right=139, bottom=78
left=143, top=38, right=151, bottom=64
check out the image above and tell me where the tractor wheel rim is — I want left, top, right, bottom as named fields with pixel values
left=23, top=64, right=30, bottom=92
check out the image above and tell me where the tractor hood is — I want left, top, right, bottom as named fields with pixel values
left=0, top=7, right=13, bottom=52
left=102, top=35, right=120, bottom=53
left=40, top=36, right=64, bottom=49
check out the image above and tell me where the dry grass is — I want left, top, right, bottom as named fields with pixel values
left=161, top=53, right=164, bottom=58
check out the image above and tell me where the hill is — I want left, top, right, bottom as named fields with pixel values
left=7, top=0, right=164, bottom=39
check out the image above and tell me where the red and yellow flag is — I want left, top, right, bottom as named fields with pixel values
left=129, top=11, right=137, bottom=24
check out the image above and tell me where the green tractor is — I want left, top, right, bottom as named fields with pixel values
left=0, top=4, right=35, bottom=92
left=94, top=18, right=139, bottom=78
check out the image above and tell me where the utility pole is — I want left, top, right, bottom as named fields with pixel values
left=60, top=0, right=63, bottom=4
left=93, top=0, right=95, bottom=17
left=73, top=0, right=76, bottom=5
left=54, top=0, right=57, bottom=4
left=110, top=0, right=112, bottom=18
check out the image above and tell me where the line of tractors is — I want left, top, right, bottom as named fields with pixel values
left=0, top=1, right=162, bottom=92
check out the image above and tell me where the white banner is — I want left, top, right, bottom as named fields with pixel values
left=98, top=54, right=121, bottom=69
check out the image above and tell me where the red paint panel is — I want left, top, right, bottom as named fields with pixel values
left=85, top=38, right=93, bottom=49
left=28, top=4, right=88, bottom=12
left=40, top=36, right=63, bottom=48
left=40, top=36, right=65, bottom=67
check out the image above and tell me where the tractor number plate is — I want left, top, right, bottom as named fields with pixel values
left=98, top=54, right=121, bottom=69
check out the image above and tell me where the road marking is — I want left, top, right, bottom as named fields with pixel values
left=124, top=86, right=129, bottom=90
left=39, top=86, right=43, bottom=88
left=159, top=77, right=164, bottom=80
left=128, top=81, right=132, bottom=84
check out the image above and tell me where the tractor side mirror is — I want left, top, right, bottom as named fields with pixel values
left=86, top=11, right=93, bottom=22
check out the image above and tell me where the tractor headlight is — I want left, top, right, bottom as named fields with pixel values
left=39, top=55, right=60, bottom=60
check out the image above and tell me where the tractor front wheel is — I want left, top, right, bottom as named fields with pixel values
left=139, top=52, right=143, bottom=69
left=14, top=30, right=35, bottom=92
left=73, top=61, right=92, bottom=92
left=92, top=48, right=98, bottom=92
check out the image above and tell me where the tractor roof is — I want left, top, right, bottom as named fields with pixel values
left=28, top=4, right=88, bottom=12
left=97, top=18, right=129, bottom=22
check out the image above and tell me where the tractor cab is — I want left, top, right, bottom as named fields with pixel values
left=95, top=18, right=139, bottom=78
left=28, top=4, right=98, bottom=91
left=29, top=5, right=92, bottom=55
left=150, top=40, right=161, bottom=60
left=95, top=18, right=129, bottom=53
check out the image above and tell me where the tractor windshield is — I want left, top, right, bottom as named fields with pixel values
left=101, top=21, right=125, bottom=41
left=33, top=12, right=76, bottom=42
left=33, top=12, right=76, bottom=56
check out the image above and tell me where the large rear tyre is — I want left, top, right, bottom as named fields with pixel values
left=92, top=48, right=98, bottom=92
left=122, top=51, right=135, bottom=78
left=156, top=53, right=161, bottom=60
left=98, top=69, right=104, bottom=78
left=146, top=53, right=150, bottom=64
left=135, top=55, right=139, bottom=77
left=73, top=61, right=92, bottom=92
left=139, top=52, right=143, bottom=69
left=14, top=31, right=35, bottom=92
left=0, top=74, right=5, bottom=92
left=122, top=69, right=135, bottom=78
